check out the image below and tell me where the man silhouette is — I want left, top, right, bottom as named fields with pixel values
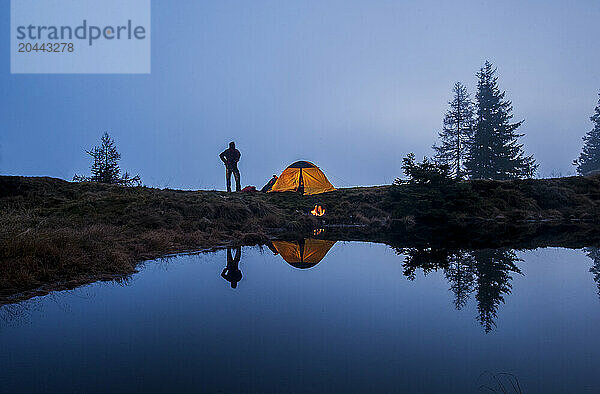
left=221, top=247, right=242, bottom=288
left=219, top=142, right=241, bottom=192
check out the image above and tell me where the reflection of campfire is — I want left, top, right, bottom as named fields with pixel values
left=313, top=228, right=325, bottom=236
left=311, top=204, right=325, bottom=217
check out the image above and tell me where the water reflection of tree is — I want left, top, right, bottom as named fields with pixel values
left=471, top=249, right=522, bottom=333
left=0, top=299, right=42, bottom=328
left=444, top=252, right=476, bottom=310
left=585, top=248, right=600, bottom=297
left=396, top=247, right=521, bottom=332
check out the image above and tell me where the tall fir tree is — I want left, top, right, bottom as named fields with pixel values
left=433, top=82, right=474, bottom=179
left=466, top=61, right=537, bottom=179
left=574, top=93, right=600, bottom=175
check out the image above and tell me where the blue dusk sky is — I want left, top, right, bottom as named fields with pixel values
left=1, top=0, right=599, bottom=189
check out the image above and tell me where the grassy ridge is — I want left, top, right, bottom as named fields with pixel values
left=391, top=175, right=600, bottom=225
left=0, top=176, right=390, bottom=299
left=1, top=174, right=600, bottom=301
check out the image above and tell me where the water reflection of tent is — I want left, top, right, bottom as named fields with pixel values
left=271, top=239, right=336, bottom=269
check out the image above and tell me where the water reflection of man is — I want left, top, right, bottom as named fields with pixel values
left=221, top=247, right=242, bottom=288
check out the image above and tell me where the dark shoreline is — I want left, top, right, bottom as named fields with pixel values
left=2, top=174, right=600, bottom=305
left=2, top=222, right=599, bottom=307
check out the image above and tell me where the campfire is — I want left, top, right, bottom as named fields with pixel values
left=311, top=204, right=325, bottom=217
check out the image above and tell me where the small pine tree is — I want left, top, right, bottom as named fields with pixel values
left=89, top=132, right=121, bottom=183
left=574, top=93, right=600, bottom=175
left=466, top=61, right=537, bottom=180
left=433, top=82, right=474, bottom=179
left=73, top=132, right=141, bottom=186
left=396, top=153, right=453, bottom=186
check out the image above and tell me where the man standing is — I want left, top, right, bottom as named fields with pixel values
left=219, top=141, right=241, bottom=192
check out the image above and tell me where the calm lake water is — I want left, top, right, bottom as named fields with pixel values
left=2, top=241, right=600, bottom=393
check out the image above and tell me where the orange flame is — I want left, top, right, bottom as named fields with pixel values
left=311, top=204, right=325, bottom=217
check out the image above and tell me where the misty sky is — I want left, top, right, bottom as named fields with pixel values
left=2, top=0, right=599, bottom=189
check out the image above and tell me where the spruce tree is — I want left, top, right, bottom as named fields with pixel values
left=574, top=94, right=600, bottom=175
left=433, top=82, right=474, bottom=179
left=466, top=61, right=537, bottom=179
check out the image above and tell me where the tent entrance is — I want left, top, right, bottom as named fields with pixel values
left=298, top=169, right=304, bottom=194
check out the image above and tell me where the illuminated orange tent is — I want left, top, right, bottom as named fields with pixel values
left=271, top=239, right=336, bottom=269
left=269, top=161, right=335, bottom=195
